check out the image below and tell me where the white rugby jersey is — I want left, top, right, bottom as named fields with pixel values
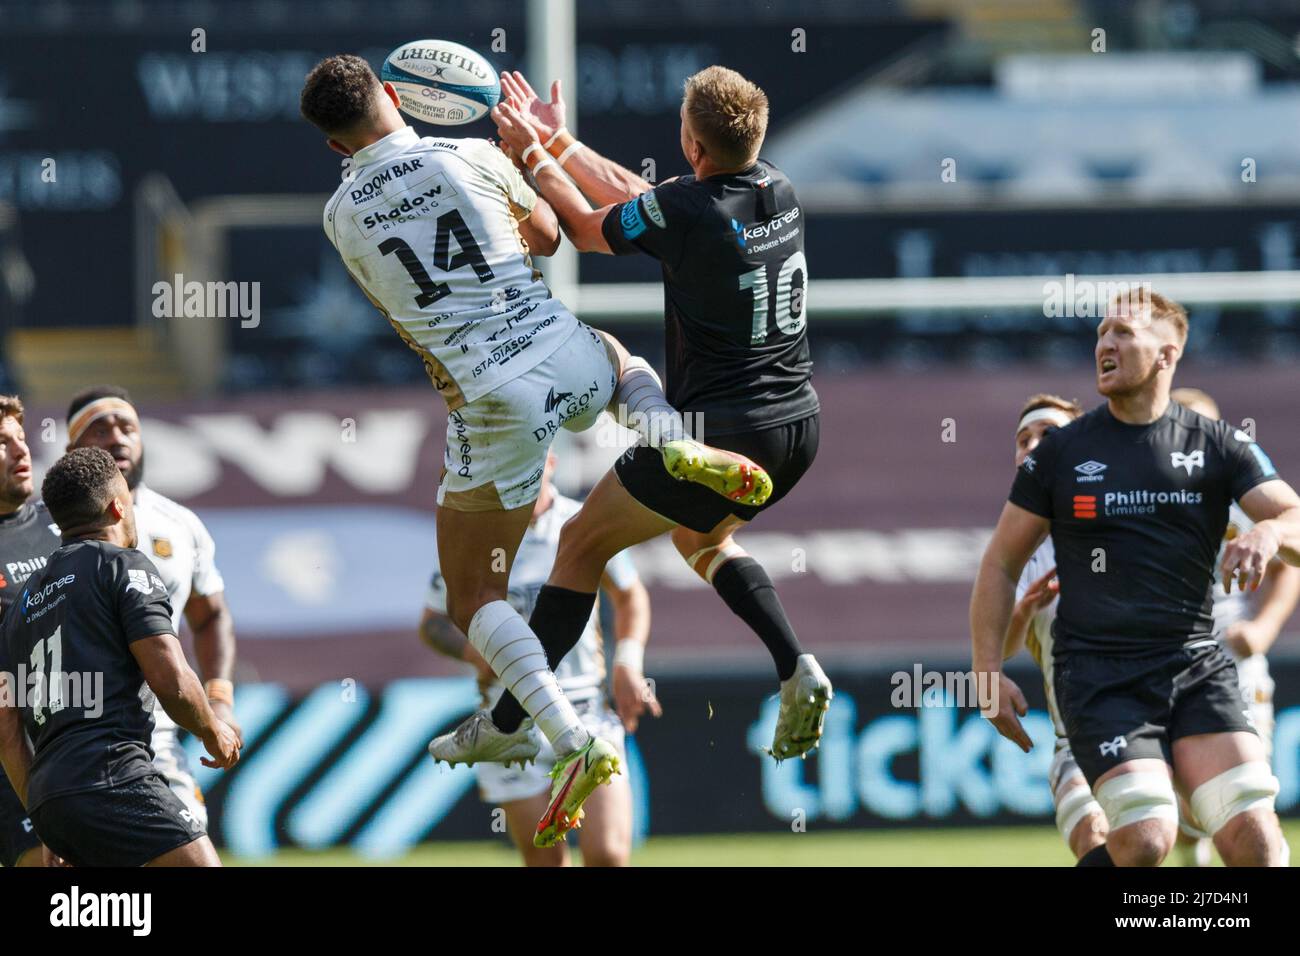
left=325, top=126, right=578, bottom=409
left=1016, top=538, right=1065, bottom=737
left=133, top=484, right=226, bottom=739
left=1212, top=501, right=1253, bottom=640
left=425, top=493, right=640, bottom=705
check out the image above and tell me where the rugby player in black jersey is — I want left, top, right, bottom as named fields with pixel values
left=0, top=448, right=240, bottom=866
left=972, top=290, right=1300, bottom=866
left=0, top=395, right=58, bottom=866
left=472, top=66, right=829, bottom=780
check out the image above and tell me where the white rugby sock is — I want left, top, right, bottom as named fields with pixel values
left=467, top=601, right=589, bottom=755
left=612, top=357, right=686, bottom=447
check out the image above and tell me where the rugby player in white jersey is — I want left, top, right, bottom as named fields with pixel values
left=65, top=386, right=240, bottom=828
left=999, top=393, right=1109, bottom=860
left=300, top=55, right=760, bottom=845
left=419, top=451, right=655, bottom=866
left=1169, top=387, right=1300, bottom=865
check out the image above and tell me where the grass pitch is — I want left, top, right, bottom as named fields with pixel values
left=226, top=820, right=1300, bottom=866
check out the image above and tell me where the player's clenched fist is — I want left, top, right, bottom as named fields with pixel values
left=979, top=670, right=1032, bottom=753
left=1220, top=521, right=1280, bottom=594
left=200, top=719, right=241, bottom=770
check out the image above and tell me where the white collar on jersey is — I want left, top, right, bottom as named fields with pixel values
left=341, top=126, right=419, bottom=179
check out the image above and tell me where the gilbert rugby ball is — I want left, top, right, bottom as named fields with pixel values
left=381, top=39, right=500, bottom=126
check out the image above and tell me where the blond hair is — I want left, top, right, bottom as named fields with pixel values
left=1109, top=288, right=1188, bottom=344
left=683, top=66, right=768, bottom=168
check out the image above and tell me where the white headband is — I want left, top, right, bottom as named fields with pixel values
left=1016, top=407, right=1073, bottom=436
left=67, top=397, right=139, bottom=445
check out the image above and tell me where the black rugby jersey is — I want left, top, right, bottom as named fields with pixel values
left=1009, top=401, right=1279, bottom=653
left=0, top=540, right=174, bottom=810
left=602, top=160, right=819, bottom=436
left=0, top=502, right=62, bottom=613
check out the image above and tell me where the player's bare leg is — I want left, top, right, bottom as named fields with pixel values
left=672, top=517, right=831, bottom=759
left=594, top=329, right=772, bottom=507
left=1174, top=731, right=1287, bottom=866
left=428, top=503, right=588, bottom=765
left=1086, top=760, right=1179, bottom=866
left=574, top=763, right=633, bottom=866
left=145, top=835, right=221, bottom=867
left=501, top=794, right=570, bottom=867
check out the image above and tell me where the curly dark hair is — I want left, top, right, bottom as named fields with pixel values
left=300, top=54, right=383, bottom=136
left=42, top=447, right=123, bottom=533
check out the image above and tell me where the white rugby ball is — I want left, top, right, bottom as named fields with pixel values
left=381, top=39, right=500, bottom=126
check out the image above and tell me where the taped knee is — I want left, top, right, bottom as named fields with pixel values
left=1188, top=762, right=1279, bottom=837
left=621, top=355, right=662, bottom=389
left=685, top=542, right=745, bottom=583
left=1055, top=783, right=1103, bottom=843
left=1095, top=771, right=1178, bottom=831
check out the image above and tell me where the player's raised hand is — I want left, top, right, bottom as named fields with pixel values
left=200, top=718, right=241, bottom=770
left=613, top=662, right=662, bottom=734
left=1220, top=522, right=1280, bottom=594
left=499, top=71, right=566, bottom=141
left=1016, top=565, right=1059, bottom=614
left=490, top=101, right=540, bottom=157
left=980, top=671, right=1033, bottom=753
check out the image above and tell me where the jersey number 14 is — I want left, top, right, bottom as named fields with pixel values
left=739, top=251, right=808, bottom=344
left=379, top=209, right=495, bottom=307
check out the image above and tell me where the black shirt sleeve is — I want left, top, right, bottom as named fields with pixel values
left=108, top=550, right=176, bottom=644
left=601, top=179, right=702, bottom=267
left=1009, top=430, right=1060, bottom=519
left=1220, top=423, right=1281, bottom=502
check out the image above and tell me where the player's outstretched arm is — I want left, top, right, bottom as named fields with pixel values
left=603, top=571, right=660, bottom=733
left=1228, top=480, right=1300, bottom=592
left=971, top=502, right=1049, bottom=752
left=493, top=101, right=614, bottom=253
left=0, top=684, right=34, bottom=806
left=130, top=633, right=239, bottom=769
left=184, top=590, right=241, bottom=743
left=499, top=71, right=651, bottom=206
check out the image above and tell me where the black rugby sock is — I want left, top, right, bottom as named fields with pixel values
left=711, top=557, right=802, bottom=682
left=490, top=586, right=597, bottom=733
left=1076, top=844, right=1115, bottom=867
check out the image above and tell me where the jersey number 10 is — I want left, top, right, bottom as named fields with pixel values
left=739, top=251, right=808, bottom=344
left=379, top=209, right=495, bottom=307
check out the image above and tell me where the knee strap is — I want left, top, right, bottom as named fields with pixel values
left=1188, top=762, right=1279, bottom=837
left=1095, top=771, right=1178, bottom=830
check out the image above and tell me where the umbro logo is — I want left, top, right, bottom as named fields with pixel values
left=1099, top=735, right=1128, bottom=757
left=544, top=388, right=574, bottom=414
left=1171, top=450, right=1205, bottom=475
left=1074, top=460, right=1107, bottom=483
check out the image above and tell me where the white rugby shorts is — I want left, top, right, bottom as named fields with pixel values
left=438, top=321, right=618, bottom=512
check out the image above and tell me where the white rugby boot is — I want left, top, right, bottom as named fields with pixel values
left=428, top=711, right=541, bottom=768
left=770, top=654, right=833, bottom=761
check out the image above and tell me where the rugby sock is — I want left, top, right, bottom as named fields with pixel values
left=490, top=586, right=598, bottom=737
left=468, top=600, right=588, bottom=755
left=612, top=357, right=686, bottom=446
left=709, top=557, right=803, bottom=682
left=1076, top=844, right=1115, bottom=867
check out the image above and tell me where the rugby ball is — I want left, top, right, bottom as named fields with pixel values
left=381, top=39, right=499, bottom=126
